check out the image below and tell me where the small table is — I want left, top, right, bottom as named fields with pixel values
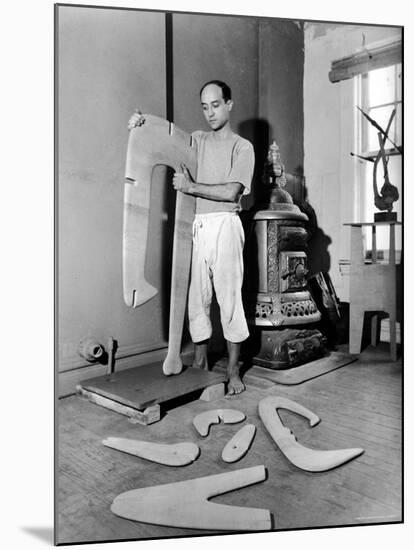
left=344, top=221, right=401, bottom=361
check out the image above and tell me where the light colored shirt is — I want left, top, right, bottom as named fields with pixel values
left=191, top=130, right=255, bottom=214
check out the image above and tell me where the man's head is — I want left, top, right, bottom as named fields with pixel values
left=199, top=80, right=233, bottom=131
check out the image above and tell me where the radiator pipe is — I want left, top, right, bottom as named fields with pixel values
left=78, top=337, right=105, bottom=363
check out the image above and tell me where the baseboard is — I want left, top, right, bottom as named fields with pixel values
left=57, top=345, right=193, bottom=398
left=58, top=341, right=168, bottom=373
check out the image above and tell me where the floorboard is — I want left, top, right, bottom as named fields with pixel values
left=56, top=343, right=403, bottom=544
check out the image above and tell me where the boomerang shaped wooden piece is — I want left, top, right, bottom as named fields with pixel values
left=258, top=396, right=364, bottom=472
left=123, top=114, right=197, bottom=375
left=111, top=465, right=271, bottom=531
left=102, top=437, right=200, bottom=466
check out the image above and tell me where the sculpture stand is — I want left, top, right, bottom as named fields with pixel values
left=344, top=221, right=401, bottom=361
left=374, top=211, right=397, bottom=222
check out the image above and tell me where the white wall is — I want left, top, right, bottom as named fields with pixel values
left=303, top=22, right=402, bottom=301
left=57, top=7, right=170, bottom=395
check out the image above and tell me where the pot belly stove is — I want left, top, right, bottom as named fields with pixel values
left=244, top=141, right=326, bottom=369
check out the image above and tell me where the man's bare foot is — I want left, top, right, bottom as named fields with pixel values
left=227, top=372, right=245, bottom=395
left=226, top=341, right=245, bottom=395
left=192, top=341, right=209, bottom=370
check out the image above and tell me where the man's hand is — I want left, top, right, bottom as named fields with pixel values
left=127, top=109, right=146, bottom=130
left=173, top=164, right=194, bottom=193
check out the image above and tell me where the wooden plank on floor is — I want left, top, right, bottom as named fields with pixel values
left=80, top=362, right=226, bottom=410
left=248, top=352, right=357, bottom=385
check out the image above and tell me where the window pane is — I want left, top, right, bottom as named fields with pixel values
left=368, top=65, right=396, bottom=107
left=367, top=105, right=396, bottom=151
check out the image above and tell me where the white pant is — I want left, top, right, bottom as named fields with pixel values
left=188, top=212, right=249, bottom=343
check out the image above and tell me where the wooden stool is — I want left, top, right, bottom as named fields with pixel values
left=344, top=222, right=401, bottom=361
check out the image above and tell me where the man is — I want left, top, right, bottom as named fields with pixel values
left=129, top=80, right=254, bottom=394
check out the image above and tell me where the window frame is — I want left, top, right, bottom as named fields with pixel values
left=359, top=63, right=402, bottom=160
left=355, top=63, right=402, bottom=259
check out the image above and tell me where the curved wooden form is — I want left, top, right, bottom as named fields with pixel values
left=193, top=409, right=246, bottom=437
left=221, top=424, right=256, bottom=463
left=102, top=437, right=200, bottom=466
left=124, top=115, right=197, bottom=376
left=258, top=396, right=364, bottom=472
left=111, top=465, right=271, bottom=531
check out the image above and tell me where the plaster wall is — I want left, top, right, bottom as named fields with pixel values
left=173, top=15, right=304, bottom=207
left=258, top=20, right=304, bottom=184
left=303, top=23, right=402, bottom=301
left=173, top=12, right=259, bottom=209
left=57, top=6, right=168, bottom=385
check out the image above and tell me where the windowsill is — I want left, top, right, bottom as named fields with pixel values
left=362, top=148, right=401, bottom=159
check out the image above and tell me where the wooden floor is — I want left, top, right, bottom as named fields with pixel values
left=56, top=343, right=402, bottom=545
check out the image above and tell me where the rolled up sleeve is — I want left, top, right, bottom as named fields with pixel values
left=228, top=141, right=255, bottom=195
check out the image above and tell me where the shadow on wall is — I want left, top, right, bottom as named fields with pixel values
left=297, top=183, right=348, bottom=348
left=238, top=118, right=270, bottom=210
left=160, top=167, right=176, bottom=341
left=298, top=183, right=332, bottom=277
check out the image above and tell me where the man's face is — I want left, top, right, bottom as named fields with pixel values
left=200, top=84, right=233, bottom=131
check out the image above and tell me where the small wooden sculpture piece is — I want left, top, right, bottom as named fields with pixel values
left=102, top=437, right=200, bottom=467
left=258, top=396, right=364, bottom=472
left=221, top=424, right=256, bottom=463
left=193, top=409, right=246, bottom=437
left=111, top=465, right=272, bottom=531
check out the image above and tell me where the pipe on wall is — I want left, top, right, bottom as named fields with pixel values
left=78, top=337, right=105, bottom=363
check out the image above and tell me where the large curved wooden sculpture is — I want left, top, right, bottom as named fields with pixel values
left=258, top=396, right=364, bottom=472
left=111, top=465, right=271, bottom=531
left=123, top=114, right=197, bottom=375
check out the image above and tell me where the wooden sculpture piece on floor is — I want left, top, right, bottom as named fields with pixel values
left=221, top=424, right=256, bottom=463
left=123, top=114, right=197, bottom=376
left=111, top=465, right=272, bottom=531
left=258, top=396, right=364, bottom=472
left=102, top=437, right=200, bottom=466
left=193, top=409, right=246, bottom=437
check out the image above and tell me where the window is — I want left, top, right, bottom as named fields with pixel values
left=356, top=63, right=402, bottom=261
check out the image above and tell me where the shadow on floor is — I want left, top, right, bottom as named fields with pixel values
left=21, top=526, right=54, bottom=545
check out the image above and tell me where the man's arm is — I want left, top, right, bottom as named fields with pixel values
left=173, top=164, right=244, bottom=203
